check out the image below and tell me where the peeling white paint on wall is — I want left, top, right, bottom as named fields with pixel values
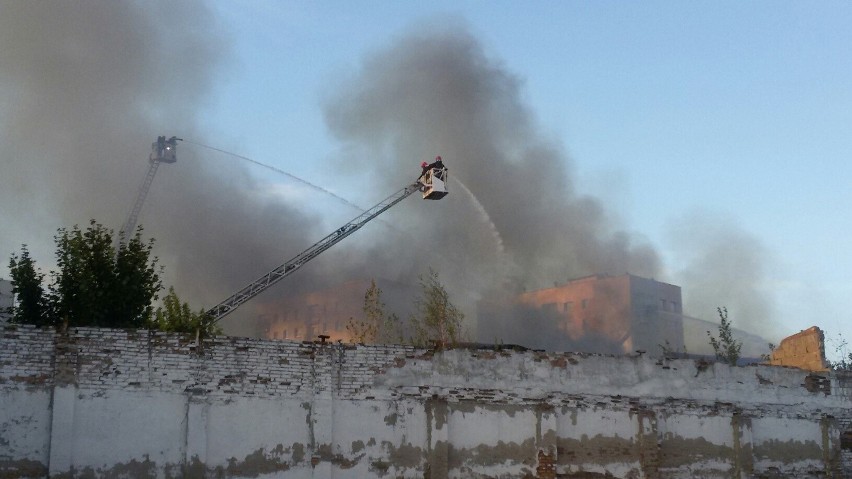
left=1, top=324, right=850, bottom=478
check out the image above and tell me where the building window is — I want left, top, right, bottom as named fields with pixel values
left=563, top=302, right=573, bottom=313
left=294, top=328, right=299, bottom=338
left=323, top=322, right=328, bottom=333
left=581, top=299, right=588, bottom=309
left=660, top=299, right=667, bottom=311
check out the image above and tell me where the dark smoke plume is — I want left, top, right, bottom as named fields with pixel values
left=0, top=1, right=326, bottom=335
left=322, top=20, right=661, bottom=339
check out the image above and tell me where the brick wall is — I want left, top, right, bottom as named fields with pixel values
left=2, top=324, right=851, bottom=478
left=769, top=326, right=829, bottom=372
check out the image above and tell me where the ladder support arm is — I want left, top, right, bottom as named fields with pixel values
left=119, top=160, right=160, bottom=242
left=207, top=182, right=421, bottom=322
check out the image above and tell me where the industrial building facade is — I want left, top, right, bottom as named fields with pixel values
left=515, top=274, right=686, bottom=355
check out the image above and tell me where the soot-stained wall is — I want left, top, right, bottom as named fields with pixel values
left=1, top=324, right=851, bottom=478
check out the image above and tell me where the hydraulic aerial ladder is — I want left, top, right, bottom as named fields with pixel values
left=207, top=166, right=449, bottom=322
left=118, top=136, right=180, bottom=243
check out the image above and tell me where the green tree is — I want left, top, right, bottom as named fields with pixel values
left=707, top=307, right=742, bottom=366
left=7, top=246, right=51, bottom=326
left=50, top=221, right=162, bottom=328
left=409, top=270, right=465, bottom=348
left=151, top=287, right=220, bottom=339
left=346, top=279, right=402, bottom=344
left=8, top=220, right=163, bottom=328
left=113, top=227, right=163, bottom=327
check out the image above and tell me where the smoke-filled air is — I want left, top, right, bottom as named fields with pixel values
left=0, top=1, right=326, bottom=336
left=321, top=23, right=664, bottom=345
left=0, top=6, right=777, bottom=345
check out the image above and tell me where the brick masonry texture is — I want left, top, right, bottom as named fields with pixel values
left=2, top=324, right=851, bottom=478
left=769, top=326, right=830, bottom=372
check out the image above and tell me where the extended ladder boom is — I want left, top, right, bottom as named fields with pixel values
left=208, top=182, right=422, bottom=322
left=120, top=160, right=161, bottom=241
left=119, top=136, right=179, bottom=242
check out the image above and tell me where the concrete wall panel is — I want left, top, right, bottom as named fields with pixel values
left=751, top=416, right=825, bottom=476
left=446, top=405, right=538, bottom=477
left=555, top=406, right=642, bottom=477
left=329, top=398, right=429, bottom=478
left=0, top=390, right=51, bottom=478
left=201, top=396, right=312, bottom=477
left=60, top=390, right=186, bottom=477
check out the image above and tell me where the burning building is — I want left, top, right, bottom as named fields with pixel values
left=480, top=274, right=686, bottom=355
left=522, top=273, right=684, bottom=354
left=257, top=278, right=418, bottom=342
left=260, top=273, right=686, bottom=357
